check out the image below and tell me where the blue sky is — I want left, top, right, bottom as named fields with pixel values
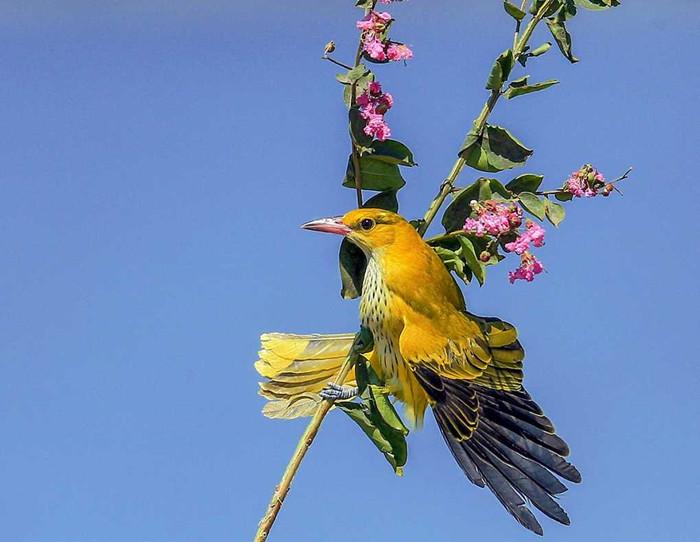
left=0, top=1, right=698, bottom=541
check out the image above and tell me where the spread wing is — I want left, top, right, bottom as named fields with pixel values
left=398, top=302, right=524, bottom=391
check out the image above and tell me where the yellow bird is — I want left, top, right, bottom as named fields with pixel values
left=256, top=208, right=580, bottom=535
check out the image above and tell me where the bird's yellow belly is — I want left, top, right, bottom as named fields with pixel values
left=360, top=257, right=428, bottom=426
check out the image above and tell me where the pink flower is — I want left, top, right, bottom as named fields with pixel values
left=508, top=252, right=544, bottom=283
left=463, top=201, right=521, bottom=237
left=356, top=11, right=392, bottom=32
left=363, top=36, right=387, bottom=61
left=505, top=220, right=545, bottom=255
left=464, top=218, right=485, bottom=237
left=357, top=10, right=412, bottom=63
left=386, top=43, right=413, bottom=61
left=563, top=165, right=606, bottom=198
left=357, top=81, right=393, bottom=141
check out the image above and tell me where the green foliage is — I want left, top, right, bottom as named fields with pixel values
left=545, top=199, right=566, bottom=226
left=363, top=189, right=399, bottom=212
left=518, top=192, right=547, bottom=220
left=442, top=178, right=490, bottom=232
left=486, top=49, right=514, bottom=91
left=368, top=140, right=417, bottom=167
left=530, top=0, right=565, bottom=16
left=505, top=78, right=559, bottom=99
left=546, top=18, right=579, bottom=63
left=503, top=1, right=526, bottom=21
left=576, top=0, right=620, bottom=10
left=355, top=0, right=374, bottom=10
left=457, top=236, right=486, bottom=285
left=530, top=42, right=553, bottom=57
left=506, top=173, right=544, bottom=193
left=338, top=66, right=374, bottom=109
left=431, top=235, right=489, bottom=286
left=349, top=107, right=373, bottom=147
left=460, top=125, right=533, bottom=173
left=337, top=359, right=408, bottom=474
left=344, top=155, right=405, bottom=191
left=339, top=239, right=366, bottom=300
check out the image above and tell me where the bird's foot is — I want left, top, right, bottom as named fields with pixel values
left=320, top=382, right=358, bottom=401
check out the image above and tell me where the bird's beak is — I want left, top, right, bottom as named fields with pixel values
left=301, top=216, right=351, bottom=236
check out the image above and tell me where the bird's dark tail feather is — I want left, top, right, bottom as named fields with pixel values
left=418, top=368, right=581, bottom=536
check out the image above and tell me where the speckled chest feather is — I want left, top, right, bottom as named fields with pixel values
left=359, top=257, right=402, bottom=385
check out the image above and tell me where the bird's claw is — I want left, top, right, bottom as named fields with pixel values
left=320, top=382, right=359, bottom=401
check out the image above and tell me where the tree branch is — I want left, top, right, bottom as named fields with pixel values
left=417, top=0, right=556, bottom=237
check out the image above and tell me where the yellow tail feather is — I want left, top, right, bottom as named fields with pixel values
left=256, top=333, right=357, bottom=419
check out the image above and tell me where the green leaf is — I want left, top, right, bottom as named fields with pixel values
left=457, top=236, right=486, bottom=286
left=478, top=178, right=493, bottom=201
left=344, top=155, right=406, bottom=191
left=559, top=0, right=578, bottom=19
left=368, top=384, right=409, bottom=436
left=545, top=199, right=566, bottom=226
left=506, top=173, right=544, bottom=194
left=339, top=239, right=366, bottom=300
left=509, top=75, right=530, bottom=88
left=349, top=107, right=373, bottom=147
left=530, top=0, right=563, bottom=16
left=354, top=353, right=370, bottom=394
left=363, top=190, right=399, bottom=212
left=434, top=246, right=472, bottom=284
left=441, top=182, right=480, bottom=232
left=337, top=402, right=406, bottom=473
left=355, top=0, right=374, bottom=9
left=503, top=1, right=526, bottom=20
left=546, top=18, right=579, bottom=63
left=555, top=191, right=574, bottom=202
left=460, top=124, right=533, bottom=173
left=369, top=140, right=416, bottom=167
left=530, top=42, right=553, bottom=57
left=343, top=71, right=374, bottom=109
left=575, top=0, right=620, bottom=10
left=338, top=361, right=409, bottom=474
left=518, top=192, right=546, bottom=220
left=336, top=64, right=370, bottom=85
left=489, top=178, right=512, bottom=199
left=486, top=49, right=514, bottom=91
left=505, top=79, right=559, bottom=99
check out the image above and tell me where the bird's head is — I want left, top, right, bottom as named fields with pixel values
left=302, top=208, right=415, bottom=254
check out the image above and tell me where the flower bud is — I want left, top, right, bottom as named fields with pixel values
left=479, top=251, right=491, bottom=263
left=323, top=41, right=336, bottom=55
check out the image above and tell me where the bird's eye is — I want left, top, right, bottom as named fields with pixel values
left=360, top=218, right=375, bottom=231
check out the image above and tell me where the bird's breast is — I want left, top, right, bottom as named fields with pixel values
left=360, top=257, right=402, bottom=386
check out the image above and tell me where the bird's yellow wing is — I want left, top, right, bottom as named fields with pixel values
left=396, top=297, right=492, bottom=380
left=398, top=302, right=524, bottom=391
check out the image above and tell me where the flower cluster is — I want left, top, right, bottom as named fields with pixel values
left=564, top=164, right=612, bottom=198
left=463, top=200, right=547, bottom=284
left=509, top=252, right=544, bottom=284
left=357, top=11, right=413, bottom=62
left=505, top=221, right=546, bottom=284
left=505, top=220, right=545, bottom=255
left=357, top=81, right=393, bottom=141
left=464, top=200, right=522, bottom=237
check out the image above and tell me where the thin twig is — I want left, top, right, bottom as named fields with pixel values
left=253, top=353, right=357, bottom=542
left=254, top=3, right=379, bottom=539
left=418, top=0, right=556, bottom=237
left=322, top=55, right=353, bottom=71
